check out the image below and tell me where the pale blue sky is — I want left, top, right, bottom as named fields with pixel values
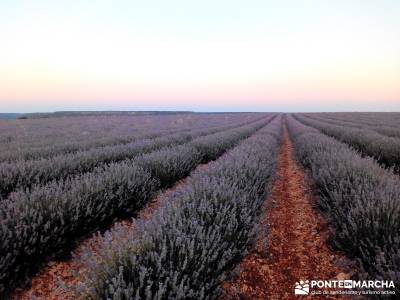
left=1, top=0, right=399, bottom=112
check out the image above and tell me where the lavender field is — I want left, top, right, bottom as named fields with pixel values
left=0, top=112, right=399, bottom=299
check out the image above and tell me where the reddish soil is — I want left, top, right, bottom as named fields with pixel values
left=12, top=131, right=353, bottom=300
left=11, top=165, right=208, bottom=300
left=12, top=222, right=135, bottom=299
left=222, top=128, right=353, bottom=299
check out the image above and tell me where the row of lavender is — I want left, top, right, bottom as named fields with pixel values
left=294, top=114, right=400, bottom=172
left=286, top=115, right=400, bottom=292
left=304, top=113, right=400, bottom=140
left=0, top=115, right=184, bottom=159
left=0, top=115, right=274, bottom=297
left=0, top=113, right=260, bottom=162
left=310, top=112, right=400, bottom=128
left=0, top=127, right=184, bottom=163
left=75, top=117, right=282, bottom=299
left=0, top=115, right=266, bottom=199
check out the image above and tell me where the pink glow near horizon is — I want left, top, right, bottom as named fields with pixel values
left=1, top=1, right=400, bottom=112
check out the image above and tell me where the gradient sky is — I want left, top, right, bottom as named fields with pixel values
left=1, top=0, right=399, bottom=112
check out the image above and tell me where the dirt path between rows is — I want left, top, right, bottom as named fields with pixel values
left=13, top=221, right=140, bottom=299
left=222, top=127, right=352, bottom=299
left=12, top=165, right=209, bottom=300
left=13, top=127, right=353, bottom=300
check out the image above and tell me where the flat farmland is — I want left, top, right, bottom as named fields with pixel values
left=0, top=112, right=399, bottom=299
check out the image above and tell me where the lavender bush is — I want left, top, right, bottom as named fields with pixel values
left=0, top=116, right=273, bottom=297
left=304, top=113, right=400, bottom=140
left=286, top=115, right=400, bottom=294
left=310, top=112, right=400, bottom=128
left=79, top=116, right=282, bottom=299
left=0, top=113, right=264, bottom=162
left=294, top=114, right=400, bottom=172
left=0, top=127, right=177, bottom=163
left=0, top=115, right=184, bottom=160
left=0, top=116, right=268, bottom=200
